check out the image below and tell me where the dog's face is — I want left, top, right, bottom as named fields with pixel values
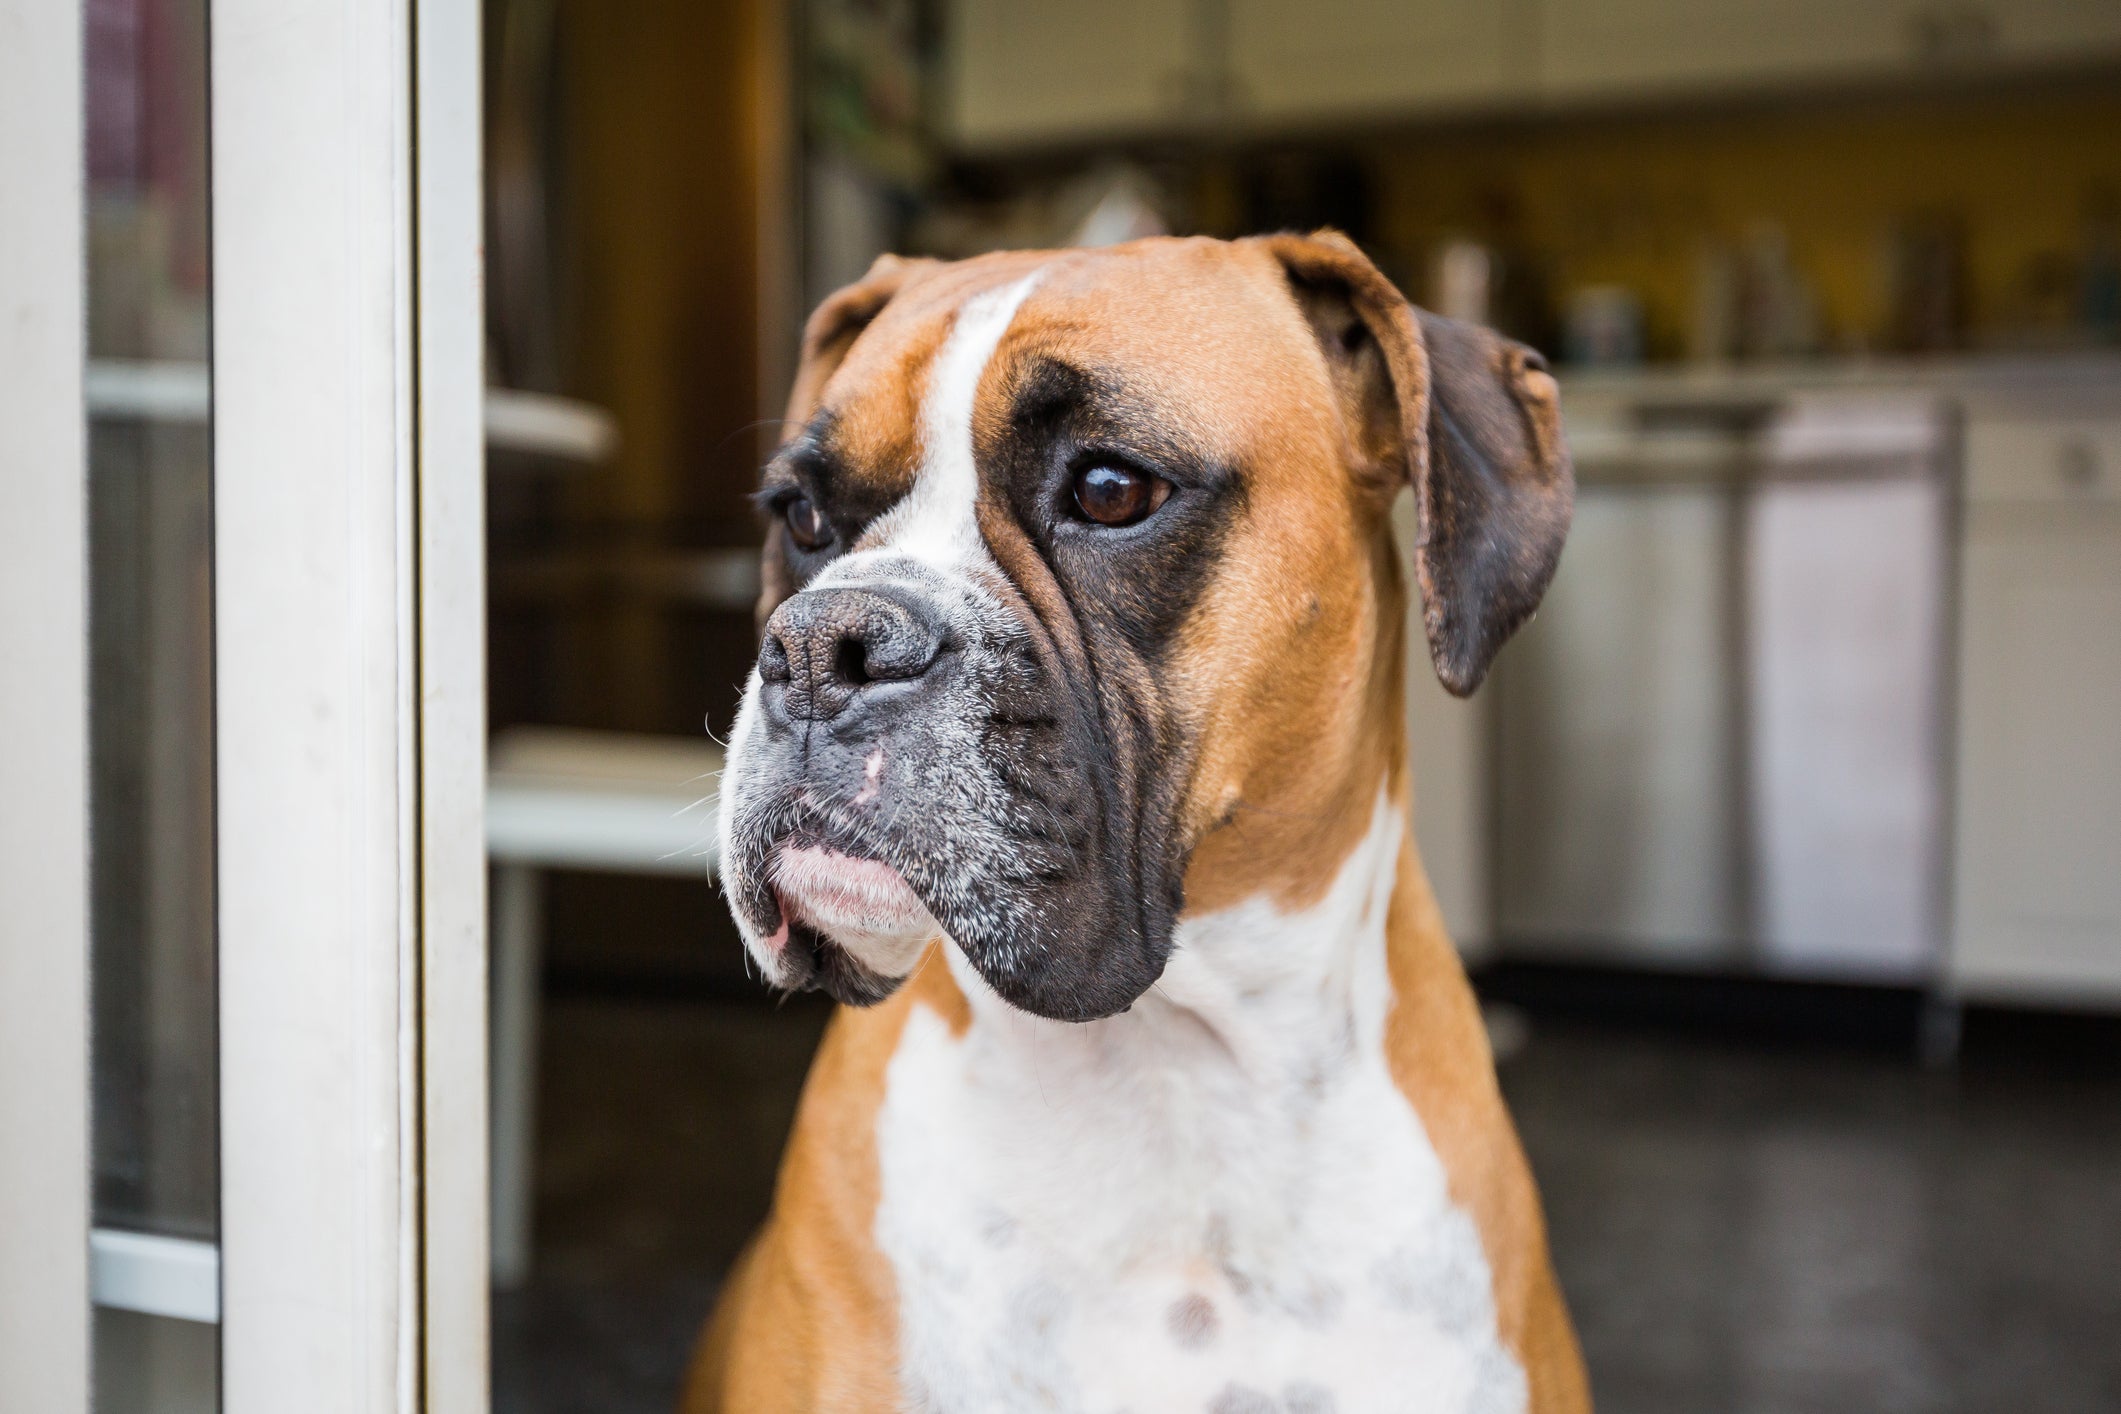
left=718, top=233, right=1570, bottom=1021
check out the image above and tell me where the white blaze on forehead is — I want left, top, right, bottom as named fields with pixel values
left=863, top=269, right=1044, bottom=568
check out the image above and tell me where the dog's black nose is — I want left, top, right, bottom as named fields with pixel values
left=760, top=586, right=946, bottom=722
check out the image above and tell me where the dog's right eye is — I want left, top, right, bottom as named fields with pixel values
left=784, top=494, right=834, bottom=552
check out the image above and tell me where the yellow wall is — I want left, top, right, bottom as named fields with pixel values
left=1365, top=86, right=2121, bottom=356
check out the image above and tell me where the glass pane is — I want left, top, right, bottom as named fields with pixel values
left=88, top=416, right=217, bottom=1238
left=85, top=0, right=220, bottom=1282
left=93, top=1309, right=217, bottom=1414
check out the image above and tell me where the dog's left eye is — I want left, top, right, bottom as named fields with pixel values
left=1071, top=464, right=1168, bottom=528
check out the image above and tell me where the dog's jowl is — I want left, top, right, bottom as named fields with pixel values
left=686, top=233, right=1590, bottom=1413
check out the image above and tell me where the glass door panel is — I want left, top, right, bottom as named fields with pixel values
left=85, top=0, right=221, bottom=1406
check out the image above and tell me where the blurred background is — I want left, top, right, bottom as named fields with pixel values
left=470, top=1, right=2121, bottom=1411
left=79, top=0, right=2121, bottom=1408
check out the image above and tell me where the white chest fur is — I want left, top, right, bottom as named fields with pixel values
left=873, top=795, right=1526, bottom=1414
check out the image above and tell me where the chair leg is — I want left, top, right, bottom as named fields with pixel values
left=489, top=863, right=544, bottom=1288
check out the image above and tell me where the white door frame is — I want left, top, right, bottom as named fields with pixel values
left=0, top=0, right=485, bottom=1407
left=0, top=0, right=92, bottom=1409
left=415, top=0, right=491, bottom=1404
left=211, top=0, right=486, bottom=1410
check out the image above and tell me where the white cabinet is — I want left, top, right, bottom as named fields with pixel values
left=942, top=0, right=1194, bottom=150
left=1226, top=0, right=1514, bottom=126
left=1975, top=0, right=2121, bottom=68
left=940, top=0, right=2121, bottom=150
left=1539, top=0, right=2121, bottom=102
left=1951, top=415, right=2121, bottom=1006
left=1537, top=0, right=1912, bottom=99
left=942, top=0, right=1512, bottom=149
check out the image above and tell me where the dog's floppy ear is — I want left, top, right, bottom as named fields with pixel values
left=757, top=253, right=938, bottom=632
left=1257, top=229, right=1572, bottom=696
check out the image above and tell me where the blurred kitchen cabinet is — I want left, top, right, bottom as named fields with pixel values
left=1537, top=0, right=1911, bottom=99
left=1225, top=0, right=1515, bottom=125
left=1951, top=416, right=2121, bottom=1007
left=1964, top=0, right=2121, bottom=67
left=939, top=0, right=2121, bottom=148
left=1537, top=0, right=2121, bottom=102
left=942, top=0, right=1195, bottom=150
left=943, top=0, right=1518, bottom=147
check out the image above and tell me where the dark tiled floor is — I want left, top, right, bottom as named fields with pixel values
left=494, top=995, right=2121, bottom=1414
left=492, top=996, right=831, bottom=1414
left=1509, top=1023, right=2121, bottom=1414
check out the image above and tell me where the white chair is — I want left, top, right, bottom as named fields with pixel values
left=485, top=726, right=725, bottom=1286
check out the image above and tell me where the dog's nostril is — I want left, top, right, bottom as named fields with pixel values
left=835, top=636, right=872, bottom=688
left=759, top=631, right=791, bottom=683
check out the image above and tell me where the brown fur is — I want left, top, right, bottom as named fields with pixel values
left=690, top=235, right=1587, bottom=1411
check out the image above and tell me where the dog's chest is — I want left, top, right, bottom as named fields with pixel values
left=871, top=822, right=1525, bottom=1414
left=874, top=1001, right=1523, bottom=1414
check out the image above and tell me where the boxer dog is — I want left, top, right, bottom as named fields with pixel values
left=683, top=232, right=1588, bottom=1413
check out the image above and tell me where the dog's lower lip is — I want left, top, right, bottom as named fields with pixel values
left=771, top=843, right=927, bottom=929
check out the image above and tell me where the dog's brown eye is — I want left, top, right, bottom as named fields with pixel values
left=784, top=494, right=833, bottom=552
left=1072, top=464, right=1165, bottom=527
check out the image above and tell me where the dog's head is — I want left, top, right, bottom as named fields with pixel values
left=717, top=233, right=1570, bottom=1020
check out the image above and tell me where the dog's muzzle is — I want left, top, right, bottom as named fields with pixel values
left=718, top=557, right=1175, bottom=1022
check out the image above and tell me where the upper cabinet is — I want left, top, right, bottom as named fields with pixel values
left=1538, top=0, right=2121, bottom=103
left=941, top=0, right=2121, bottom=151
left=1972, top=0, right=2121, bottom=66
left=942, top=0, right=1195, bottom=150
left=1226, top=0, right=1515, bottom=126
left=1537, top=0, right=1914, bottom=100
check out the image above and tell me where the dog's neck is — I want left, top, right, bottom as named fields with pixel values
left=939, top=778, right=1410, bottom=1098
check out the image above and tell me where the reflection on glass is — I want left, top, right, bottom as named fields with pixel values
left=85, top=12, right=220, bottom=1413
left=87, top=0, right=210, bottom=364
left=89, top=414, right=217, bottom=1239
left=94, top=1308, right=218, bottom=1414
